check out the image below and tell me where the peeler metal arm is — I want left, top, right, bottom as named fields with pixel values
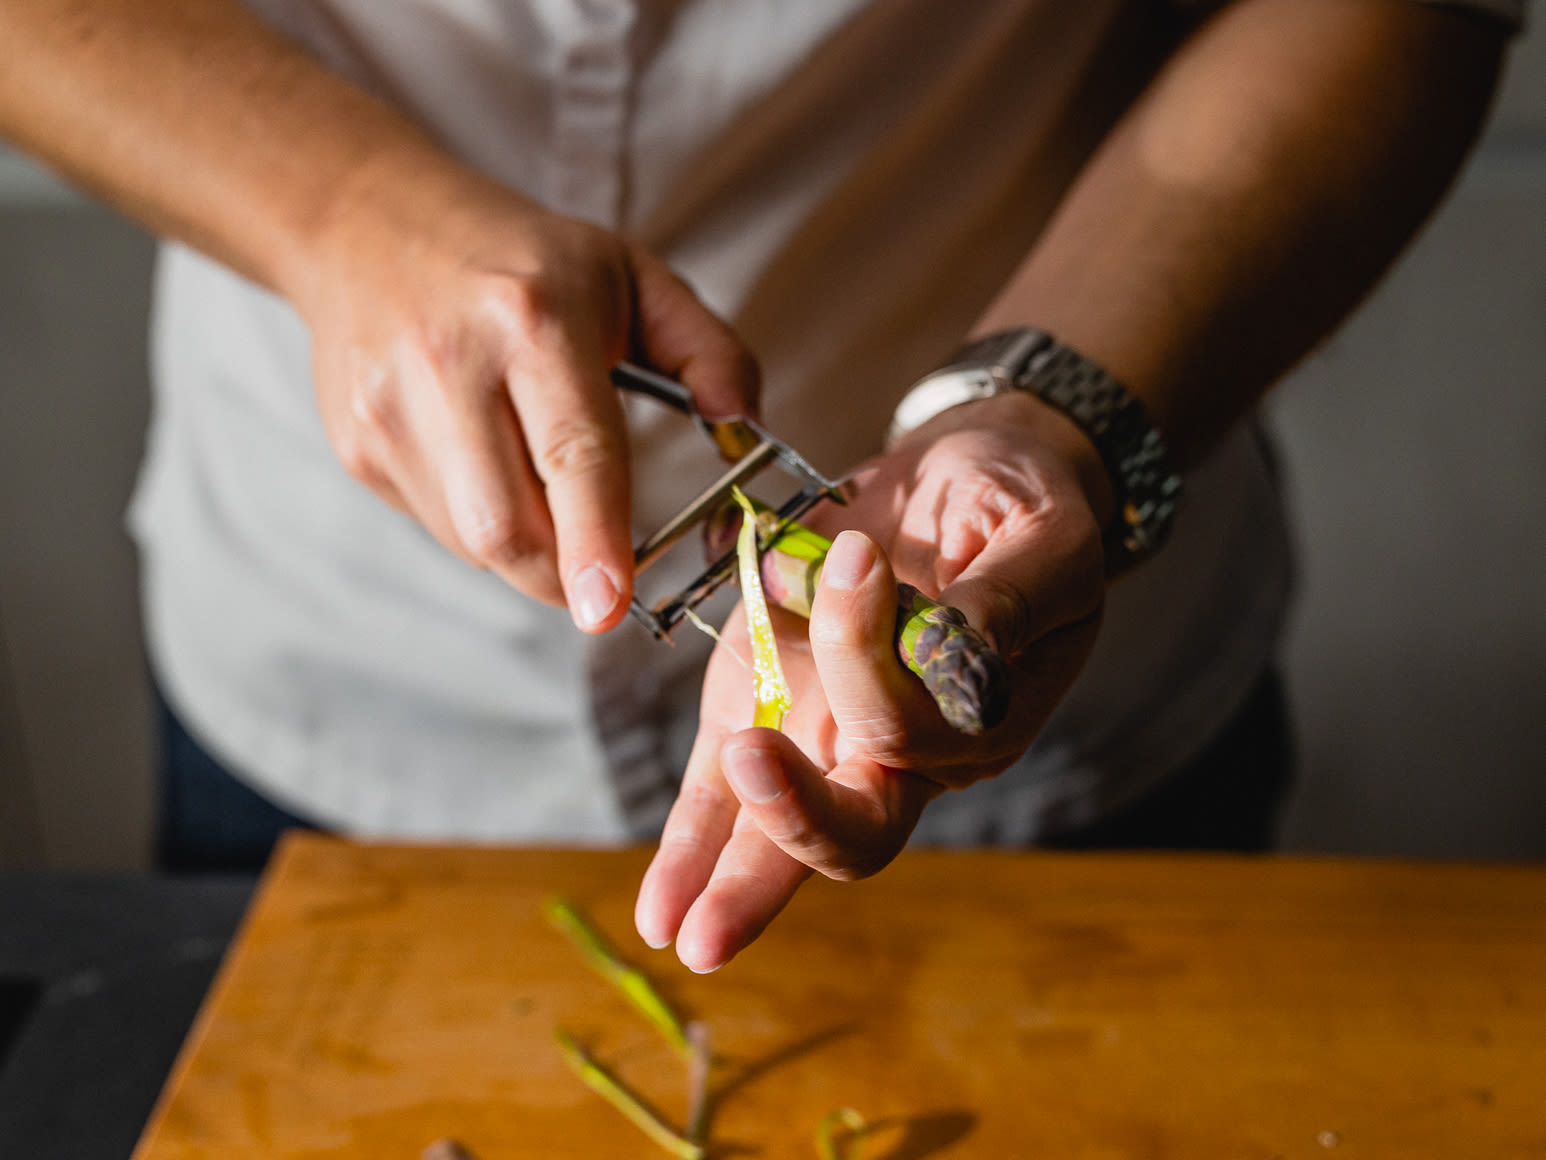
left=609, top=361, right=847, bottom=639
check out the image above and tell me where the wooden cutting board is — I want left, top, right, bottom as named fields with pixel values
left=133, top=834, right=1546, bottom=1159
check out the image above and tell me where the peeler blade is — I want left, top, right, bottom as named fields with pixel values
left=628, top=484, right=834, bottom=640
left=610, top=362, right=847, bottom=639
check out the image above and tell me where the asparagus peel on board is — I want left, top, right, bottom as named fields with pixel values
left=553, top=1029, right=707, bottom=1160
left=542, top=896, right=692, bottom=1057
left=545, top=898, right=712, bottom=1157
left=546, top=897, right=869, bottom=1159
left=816, top=1107, right=870, bottom=1160
left=703, top=498, right=1010, bottom=736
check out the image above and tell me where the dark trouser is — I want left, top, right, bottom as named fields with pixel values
left=153, top=670, right=1294, bottom=873
left=153, top=689, right=317, bottom=874
left=1040, top=670, right=1295, bottom=852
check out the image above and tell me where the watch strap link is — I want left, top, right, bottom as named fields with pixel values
left=1017, top=338, right=1182, bottom=571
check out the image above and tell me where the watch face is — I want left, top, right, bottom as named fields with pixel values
left=891, top=368, right=1001, bottom=438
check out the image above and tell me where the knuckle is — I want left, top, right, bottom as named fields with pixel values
left=763, top=808, right=819, bottom=850
left=657, top=827, right=717, bottom=862
left=533, top=418, right=621, bottom=482
left=479, top=276, right=555, bottom=346
left=417, top=334, right=465, bottom=392
left=347, top=368, right=400, bottom=442
left=845, top=708, right=906, bottom=749
left=377, top=324, right=470, bottom=414
left=865, top=733, right=927, bottom=771
left=838, top=712, right=937, bottom=770
left=763, top=809, right=845, bottom=868
left=457, top=510, right=528, bottom=569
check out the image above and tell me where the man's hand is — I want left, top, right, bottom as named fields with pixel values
left=635, top=391, right=1110, bottom=971
left=0, top=0, right=759, bottom=630
left=302, top=169, right=756, bottom=627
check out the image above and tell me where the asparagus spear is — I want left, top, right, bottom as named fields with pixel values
left=703, top=500, right=1009, bottom=736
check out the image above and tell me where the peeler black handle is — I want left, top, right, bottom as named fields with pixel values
left=610, top=362, right=696, bottom=413
left=610, top=361, right=763, bottom=463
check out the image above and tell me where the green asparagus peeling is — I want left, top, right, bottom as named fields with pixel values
left=543, top=896, right=692, bottom=1057
left=731, top=487, right=793, bottom=730
left=815, top=1107, right=869, bottom=1160
left=554, top=1029, right=707, bottom=1160
left=703, top=499, right=1009, bottom=735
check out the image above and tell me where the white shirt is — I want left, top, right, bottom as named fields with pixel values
left=130, top=0, right=1524, bottom=842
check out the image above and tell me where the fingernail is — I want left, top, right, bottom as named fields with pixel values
left=688, top=961, right=723, bottom=975
left=643, top=935, right=671, bottom=950
left=570, top=564, right=619, bottom=630
left=821, top=530, right=875, bottom=591
left=723, top=744, right=785, bottom=804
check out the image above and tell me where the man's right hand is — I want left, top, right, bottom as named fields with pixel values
left=0, top=0, right=758, bottom=630
left=299, top=170, right=758, bottom=628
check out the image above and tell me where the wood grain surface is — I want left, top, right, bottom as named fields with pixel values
left=132, top=834, right=1546, bottom=1159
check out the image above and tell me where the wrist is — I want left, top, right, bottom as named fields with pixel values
left=886, top=327, right=1182, bottom=574
left=285, top=137, right=536, bottom=315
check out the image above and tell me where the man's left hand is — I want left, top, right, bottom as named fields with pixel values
left=634, top=390, right=1112, bottom=971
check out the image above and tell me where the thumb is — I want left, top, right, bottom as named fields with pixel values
left=628, top=246, right=760, bottom=421
left=935, top=512, right=1105, bottom=663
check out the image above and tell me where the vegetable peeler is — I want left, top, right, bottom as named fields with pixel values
left=611, top=362, right=847, bottom=639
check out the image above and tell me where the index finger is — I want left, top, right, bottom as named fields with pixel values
left=505, top=332, right=634, bottom=632
left=634, top=719, right=740, bottom=951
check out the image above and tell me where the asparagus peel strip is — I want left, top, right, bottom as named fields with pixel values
left=554, top=1029, right=707, bottom=1160
left=816, top=1107, right=869, bottom=1160
left=731, top=486, right=794, bottom=730
left=706, top=498, right=1009, bottom=735
left=545, top=899, right=870, bottom=1158
left=542, top=896, right=692, bottom=1057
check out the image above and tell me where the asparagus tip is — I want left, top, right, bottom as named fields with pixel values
left=898, top=584, right=1009, bottom=735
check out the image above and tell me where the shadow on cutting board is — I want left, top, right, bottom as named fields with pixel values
left=863, top=1109, right=977, bottom=1160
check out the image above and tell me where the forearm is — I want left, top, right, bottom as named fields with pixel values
left=0, top=0, right=493, bottom=306
left=974, top=0, right=1507, bottom=469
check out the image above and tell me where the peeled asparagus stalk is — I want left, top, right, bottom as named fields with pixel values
left=703, top=501, right=1009, bottom=735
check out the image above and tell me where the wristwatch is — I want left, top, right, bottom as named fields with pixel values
left=886, top=327, right=1183, bottom=574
